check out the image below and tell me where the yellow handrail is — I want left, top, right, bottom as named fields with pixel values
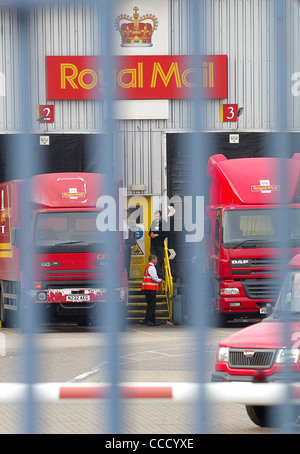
left=162, top=239, right=173, bottom=320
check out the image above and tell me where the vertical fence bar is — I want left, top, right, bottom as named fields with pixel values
left=15, top=0, right=37, bottom=434
left=185, top=0, right=210, bottom=433
left=272, top=0, right=294, bottom=432
left=95, top=0, right=120, bottom=434
left=4, top=0, right=300, bottom=435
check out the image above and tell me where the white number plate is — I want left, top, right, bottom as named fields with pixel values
left=260, top=307, right=267, bottom=314
left=66, top=295, right=90, bottom=302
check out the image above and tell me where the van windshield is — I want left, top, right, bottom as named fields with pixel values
left=222, top=208, right=300, bottom=248
left=34, top=211, right=119, bottom=253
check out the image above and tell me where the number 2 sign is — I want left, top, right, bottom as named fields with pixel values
left=220, top=104, right=238, bottom=122
left=36, top=105, right=54, bottom=123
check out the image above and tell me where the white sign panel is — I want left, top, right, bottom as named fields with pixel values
left=112, top=0, right=169, bottom=120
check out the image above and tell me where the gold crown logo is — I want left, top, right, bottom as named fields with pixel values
left=115, top=6, right=158, bottom=47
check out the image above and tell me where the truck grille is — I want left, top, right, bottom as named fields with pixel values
left=242, top=278, right=282, bottom=300
left=229, top=349, right=276, bottom=369
left=231, top=257, right=287, bottom=276
left=249, top=258, right=287, bottom=268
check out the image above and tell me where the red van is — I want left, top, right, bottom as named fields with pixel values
left=211, top=254, right=300, bottom=427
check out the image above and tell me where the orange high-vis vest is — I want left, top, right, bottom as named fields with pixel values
left=141, top=263, right=159, bottom=291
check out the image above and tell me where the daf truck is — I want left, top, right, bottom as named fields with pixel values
left=206, top=153, right=300, bottom=323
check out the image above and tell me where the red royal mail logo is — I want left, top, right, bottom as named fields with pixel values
left=46, top=55, right=228, bottom=100
left=251, top=185, right=280, bottom=193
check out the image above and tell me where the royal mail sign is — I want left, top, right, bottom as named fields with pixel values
left=46, top=55, right=227, bottom=100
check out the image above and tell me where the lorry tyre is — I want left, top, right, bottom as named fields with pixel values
left=18, top=292, right=36, bottom=332
left=0, top=288, right=5, bottom=327
left=215, top=312, right=230, bottom=327
left=19, top=306, right=28, bottom=333
left=0, top=284, right=14, bottom=328
left=246, top=405, right=297, bottom=428
left=119, top=305, right=127, bottom=331
left=208, top=278, right=221, bottom=327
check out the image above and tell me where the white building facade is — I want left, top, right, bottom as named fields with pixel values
left=0, top=0, right=299, bottom=196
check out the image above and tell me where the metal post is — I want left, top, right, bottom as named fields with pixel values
left=186, top=0, right=209, bottom=434
left=271, top=0, right=294, bottom=433
left=15, top=0, right=38, bottom=434
left=95, top=0, right=121, bottom=434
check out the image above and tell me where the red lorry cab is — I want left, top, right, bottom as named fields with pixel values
left=206, top=153, right=300, bottom=322
left=211, top=253, right=300, bottom=427
left=0, top=173, right=127, bottom=327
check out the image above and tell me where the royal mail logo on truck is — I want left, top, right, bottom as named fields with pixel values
left=58, top=176, right=87, bottom=200
left=46, top=55, right=228, bottom=100
left=251, top=179, right=280, bottom=194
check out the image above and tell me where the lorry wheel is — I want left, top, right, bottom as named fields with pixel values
left=0, top=289, right=4, bottom=326
left=215, top=312, right=230, bottom=327
left=208, top=279, right=228, bottom=327
left=77, top=316, right=92, bottom=327
left=246, top=405, right=297, bottom=427
left=119, top=312, right=127, bottom=331
left=0, top=286, right=14, bottom=328
left=119, top=304, right=127, bottom=331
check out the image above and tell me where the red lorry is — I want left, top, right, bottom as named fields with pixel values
left=206, top=153, right=300, bottom=323
left=211, top=253, right=300, bottom=427
left=0, top=172, right=128, bottom=328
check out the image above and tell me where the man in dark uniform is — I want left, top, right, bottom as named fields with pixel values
left=123, top=209, right=136, bottom=279
left=148, top=210, right=169, bottom=279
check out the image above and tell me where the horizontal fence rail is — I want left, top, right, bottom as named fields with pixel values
left=0, top=382, right=300, bottom=406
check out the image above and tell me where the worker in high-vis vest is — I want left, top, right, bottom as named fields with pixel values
left=141, top=254, right=162, bottom=326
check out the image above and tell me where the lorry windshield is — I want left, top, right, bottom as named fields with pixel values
left=222, top=208, right=300, bottom=248
left=272, top=271, right=300, bottom=318
left=34, top=211, right=119, bottom=253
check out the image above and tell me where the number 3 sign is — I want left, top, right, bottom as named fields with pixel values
left=36, top=105, right=54, bottom=123
left=220, top=104, right=238, bottom=122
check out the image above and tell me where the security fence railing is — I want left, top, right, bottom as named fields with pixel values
left=0, top=0, right=299, bottom=435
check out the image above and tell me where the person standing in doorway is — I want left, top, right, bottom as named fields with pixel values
left=148, top=210, right=169, bottom=278
left=123, top=209, right=136, bottom=280
left=141, top=254, right=162, bottom=326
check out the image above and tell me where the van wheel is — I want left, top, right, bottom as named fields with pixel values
left=246, top=405, right=298, bottom=427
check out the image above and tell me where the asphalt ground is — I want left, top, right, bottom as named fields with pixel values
left=0, top=322, right=299, bottom=434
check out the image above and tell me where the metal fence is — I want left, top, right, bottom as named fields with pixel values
left=0, top=0, right=299, bottom=435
